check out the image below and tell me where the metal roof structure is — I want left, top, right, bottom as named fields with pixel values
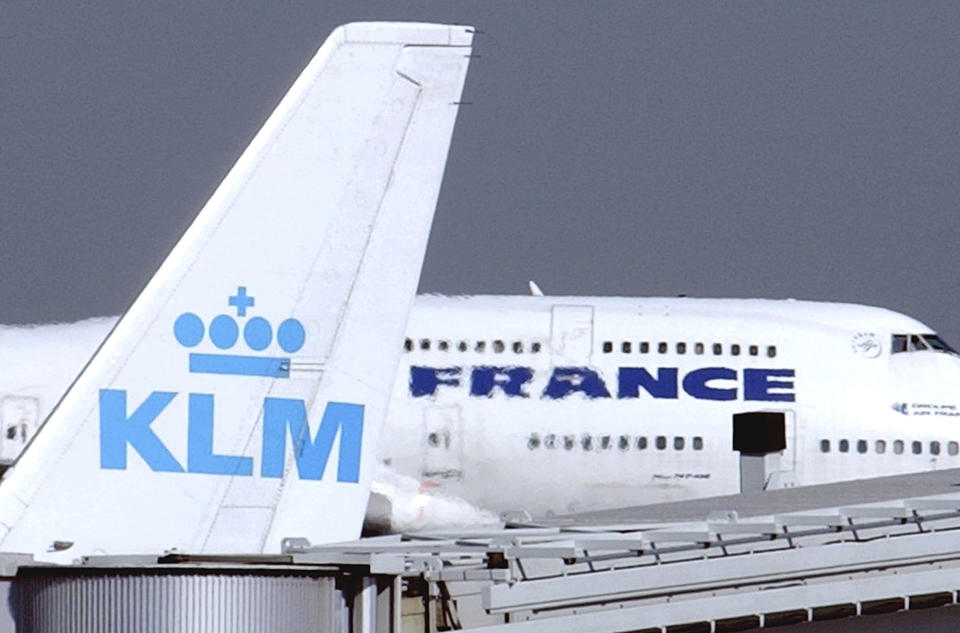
left=8, top=469, right=960, bottom=631
left=283, top=471, right=960, bottom=631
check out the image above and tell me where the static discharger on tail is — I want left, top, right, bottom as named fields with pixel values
left=0, top=22, right=474, bottom=561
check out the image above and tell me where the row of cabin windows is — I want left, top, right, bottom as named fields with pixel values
left=404, top=338, right=543, bottom=354
left=820, top=438, right=960, bottom=456
left=404, top=337, right=777, bottom=359
left=527, top=433, right=704, bottom=452
left=601, top=341, right=777, bottom=358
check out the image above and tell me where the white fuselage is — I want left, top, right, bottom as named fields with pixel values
left=382, top=295, right=960, bottom=516
left=3, top=295, right=959, bottom=519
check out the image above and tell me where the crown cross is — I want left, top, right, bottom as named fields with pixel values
left=228, top=286, right=254, bottom=317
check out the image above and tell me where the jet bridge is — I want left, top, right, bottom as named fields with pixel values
left=7, top=469, right=960, bottom=632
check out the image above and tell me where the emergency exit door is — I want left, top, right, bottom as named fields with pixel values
left=422, top=406, right=463, bottom=480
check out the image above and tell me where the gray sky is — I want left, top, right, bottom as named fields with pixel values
left=2, top=2, right=959, bottom=343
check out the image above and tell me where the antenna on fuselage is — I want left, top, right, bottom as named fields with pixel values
left=528, top=281, right=544, bottom=297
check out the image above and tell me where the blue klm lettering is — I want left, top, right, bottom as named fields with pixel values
left=98, top=389, right=364, bottom=481
left=100, top=390, right=184, bottom=472
left=261, top=398, right=364, bottom=482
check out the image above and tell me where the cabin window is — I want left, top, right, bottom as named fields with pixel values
left=544, top=434, right=556, bottom=449
left=820, top=439, right=830, bottom=453
left=563, top=435, right=575, bottom=451
left=493, top=340, right=505, bottom=353
left=603, top=341, right=613, bottom=353
left=912, top=441, right=922, bottom=455
left=655, top=435, right=667, bottom=450
left=622, top=341, right=632, bottom=353
left=618, top=435, right=630, bottom=450
left=676, top=342, right=687, bottom=354
left=767, top=345, right=777, bottom=358
left=894, top=440, right=905, bottom=454
left=637, top=436, right=648, bottom=450
left=950, top=441, right=959, bottom=456
left=457, top=341, right=468, bottom=352
left=731, top=344, right=740, bottom=356
left=531, top=341, right=542, bottom=353
left=693, top=436, right=703, bottom=450
left=640, top=342, right=650, bottom=354
left=438, top=340, right=449, bottom=351
left=839, top=439, right=849, bottom=453
left=695, top=342, right=705, bottom=355
left=674, top=436, right=685, bottom=450
left=599, top=435, right=611, bottom=450
left=404, top=338, right=413, bottom=351
left=931, top=441, right=941, bottom=456
left=527, top=433, right=541, bottom=450
left=749, top=345, right=758, bottom=356
left=475, top=341, right=486, bottom=353
left=658, top=342, right=668, bottom=354
left=856, top=439, right=867, bottom=454
left=713, top=343, right=722, bottom=355
left=512, top=341, right=523, bottom=353
left=875, top=440, right=886, bottom=454
left=581, top=435, right=593, bottom=451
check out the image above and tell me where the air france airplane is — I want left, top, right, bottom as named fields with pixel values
left=0, top=22, right=474, bottom=560
left=4, top=23, right=960, bottom=537
left=386, top=295, right=960, bottom=518
left=4, top=294, right=960, bottom=526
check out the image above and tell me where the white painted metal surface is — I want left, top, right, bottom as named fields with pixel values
left=0, top=21, right=473, bottom=560
left=7, top=478, right=960, bottom=632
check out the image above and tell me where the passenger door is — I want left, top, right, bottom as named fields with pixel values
left=550, top=305, right=594, bottom=364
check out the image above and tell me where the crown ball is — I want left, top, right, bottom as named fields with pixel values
left=277, top=318, right=305, bottom=353
left=209, top=314, right=239, bottom=350
left=174, top=313, right=204, bottom=347
left=244, top=316, right=272, bottom=351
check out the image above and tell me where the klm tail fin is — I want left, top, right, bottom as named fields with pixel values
left=0, top=22, right=473, bottom=559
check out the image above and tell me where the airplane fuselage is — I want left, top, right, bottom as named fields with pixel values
left=382, top=295, right=960, bottom=515
left=2, top=294, right=959, bottom=520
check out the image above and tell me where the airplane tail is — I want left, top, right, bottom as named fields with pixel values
left=0, top=22, right=473, bottom=559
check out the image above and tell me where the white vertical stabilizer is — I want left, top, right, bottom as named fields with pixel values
left=0, top=22, right=473, bottom=559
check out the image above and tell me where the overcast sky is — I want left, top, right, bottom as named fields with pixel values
left=2, top=2, right=959, bottom=343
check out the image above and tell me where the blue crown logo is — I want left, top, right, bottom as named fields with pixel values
left=173, top=286, right=305, bottom=378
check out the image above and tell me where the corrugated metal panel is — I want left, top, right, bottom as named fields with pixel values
left=19, top=573, right=340, bottom=633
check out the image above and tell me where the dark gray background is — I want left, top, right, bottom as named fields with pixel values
left=2, top=2, right=958, bottom=343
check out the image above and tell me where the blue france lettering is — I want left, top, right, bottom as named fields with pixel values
left=98, top=389, right=364, bottom=482
left=543, top=367, right=611, bottom=399
left=470, top=366, right=533, bottom=398
left=682, top=367, right=738, bottom=401
left=408, top=365, right=797, bottom=402
left=618, top=367, right=678, bottom=399
left=744, top=368, right=795, bottom=402
left=410, top=366, right=461, bottom=397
